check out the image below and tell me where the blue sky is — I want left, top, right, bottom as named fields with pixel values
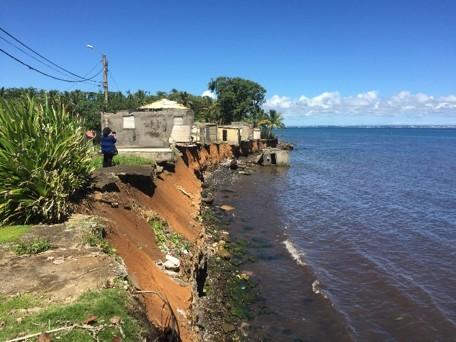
left=1, top=0, right=455, bottom=125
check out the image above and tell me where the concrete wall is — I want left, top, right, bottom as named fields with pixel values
left=102, top=108, right=193, bottom=148
left=217, top=127, right=241, bottom=146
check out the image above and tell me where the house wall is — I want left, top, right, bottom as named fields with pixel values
left=217, top=127, right=240, bottom=145
left=101, top=108, right=193, bottom=148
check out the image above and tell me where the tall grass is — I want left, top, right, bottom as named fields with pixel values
left=0, top=97, right=94, bottom=224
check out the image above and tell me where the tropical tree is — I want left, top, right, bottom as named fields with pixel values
left=208, top=77, right=266, bottom=125
left=259, top=109, right=285, bottom=138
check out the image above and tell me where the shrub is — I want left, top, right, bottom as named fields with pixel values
left=15, top=238, right=51, bottom=255
left=0, top=97, right=94, bottom=224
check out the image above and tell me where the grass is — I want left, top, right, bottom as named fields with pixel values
left=149, top=217, right=191, bottom=256
left=0, top=225, right=31, bottom=244
left=15, top=239, right=51, bottom=255
left=90, top=154, right=156, bottom=170
left=82, top=225, right=114, bottom=255
left=0, top=288, right=150, bottom=341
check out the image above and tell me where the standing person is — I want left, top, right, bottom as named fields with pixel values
left=101, top=127, right=117, bottom=167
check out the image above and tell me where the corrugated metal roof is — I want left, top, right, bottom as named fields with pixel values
left=138, top=99, right=188, bottom=110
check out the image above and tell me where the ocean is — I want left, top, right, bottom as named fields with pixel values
left=215, top=127, right=456, bottom=340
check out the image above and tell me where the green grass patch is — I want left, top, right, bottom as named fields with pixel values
left=0, top=288, right=150, bottom=341
left=0, top=225, right=31, bottom=244
left=149, top=216, right=191, bottom=256
left=15, top=239, right=51, bottom=255
left=91, top=154, right=155, bottom=169
left=82, top=225, right=114, bottom=255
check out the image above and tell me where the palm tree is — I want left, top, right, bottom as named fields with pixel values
left=259, top=109, right=285, bottom=138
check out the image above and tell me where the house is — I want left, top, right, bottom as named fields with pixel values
left=217, top=125, right=241, bottom=145
left=101, top=99, right=194, bottom=162
left=230, top=122, right=252, bottom=141
left=192, top=122, right=218, bottom=144
left=252, top=128, right=261, bottom=140
left=259, top=148, right=290, bottom=166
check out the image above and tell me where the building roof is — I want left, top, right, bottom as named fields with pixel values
left=138, top=99, right=188, bottom=110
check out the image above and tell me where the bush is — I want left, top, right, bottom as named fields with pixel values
left=0, top=97, right=94, bottom=224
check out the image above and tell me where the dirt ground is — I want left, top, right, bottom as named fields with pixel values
left=0, top=215, right=125, bottom=302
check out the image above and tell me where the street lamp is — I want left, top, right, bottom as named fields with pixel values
left=86, top=44, right=108, bottom=105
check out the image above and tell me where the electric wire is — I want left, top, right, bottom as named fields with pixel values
left=0, top=35, right=99, bottom=83
left=0, top=47, right=102, bottom=83
left=0, top=26, right=99, bottom=82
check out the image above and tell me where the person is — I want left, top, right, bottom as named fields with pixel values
left=101, top=127, right=117, bottom=167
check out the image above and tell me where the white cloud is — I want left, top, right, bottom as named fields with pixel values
left=264, top=90, right=456, bottom=118
left=201, top=90, right=216, bottom=99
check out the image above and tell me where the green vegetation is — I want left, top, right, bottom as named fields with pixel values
left=1, top=76, right=285, bottom=133
left=0, top=288, right=150, bottom=341
left=0, top=97, right=94, bottom=224
left=149, top=216, right=190, bottom=255
left=90, top=154, right=155, bottom=170
left=259, top=109, right=285, bottom=139
left=15, top=238, right=51, bottom=255
left=208, top=76, right=266, bottom=125
left=82, top=225, right=114, bottom=255
left=0, top=225, right=31, bottom=243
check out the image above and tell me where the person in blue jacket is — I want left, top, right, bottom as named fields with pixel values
left=101, top=127, right=117, bottom=167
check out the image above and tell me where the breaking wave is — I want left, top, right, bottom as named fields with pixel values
left=283, top=239, right=307, bottom=266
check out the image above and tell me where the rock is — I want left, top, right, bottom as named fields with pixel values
left=240, top=322, right=250, bottom=337
left=229, top=159, right=238, bottom=170
left=110, top=315, right=121, bottom=325
left=220, top=204, right=235, bottom=212
left=93, top=192, right=103, bottom=201
left=155, top=165, right=164, bottom=174
left=238, top=170, right=251, bottom=175
left=164, top=254, right=180, bottom=272
left=202, top=196, right=214, bottom=205
left=38, top=333, right=52, bottom=342
left=216, top=246, right=231, bottom=260
left=110, top=202, right=119, bottom=208
left=84, top=315, right=97, bottom=325
left=222, top=322, right=236, bottom=333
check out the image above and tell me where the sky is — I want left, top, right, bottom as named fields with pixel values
left=1, top=0, right=455, bottom=125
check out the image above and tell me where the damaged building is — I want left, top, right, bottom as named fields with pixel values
left=101, top=99, right=194, bottom=162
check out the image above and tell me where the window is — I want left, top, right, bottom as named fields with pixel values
left=223, top=129, right=228, bottom=141
left=123, top=116, right=135, bottom=129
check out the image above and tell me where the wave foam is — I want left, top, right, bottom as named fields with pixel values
left=283, top=239, right=307, bottom=266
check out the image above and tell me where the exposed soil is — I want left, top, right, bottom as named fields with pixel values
left=0, top=215, right=125, bottom=302
left=76, top=141, right=272, bottom=341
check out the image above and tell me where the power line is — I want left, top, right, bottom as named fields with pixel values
left=0, top=47, right=102, bottom=83
left=0, top=35, right=99, bottom=83
left=0, top=26, right=98, bottom=82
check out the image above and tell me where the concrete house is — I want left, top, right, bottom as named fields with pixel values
left=217, top=125, right=241, bottom=145
left=101, top=99, right=194, bottom=162
left=231, top=122, right=252, bottom=141
left=192, top=122, right=218, bottom=144
left=259, top=148, right=290, bottom=166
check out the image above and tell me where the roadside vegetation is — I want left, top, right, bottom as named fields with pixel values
left=90, top=154, right=155, bottom=170
left=0, top=287, right=151, bottom=341
left=148, top=216, right=190, bottom=256
left=0, top=97, right=94, bottom=224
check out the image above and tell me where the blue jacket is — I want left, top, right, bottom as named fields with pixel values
left=101, top=135, right=117, bottom=154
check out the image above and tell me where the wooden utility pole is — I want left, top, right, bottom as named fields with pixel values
left=102, top=54, right=108, bottom=105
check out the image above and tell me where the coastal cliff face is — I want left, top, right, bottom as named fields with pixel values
left=86, top=141, right=272, bottom=341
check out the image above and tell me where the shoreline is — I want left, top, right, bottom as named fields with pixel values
left=83, top=140, right=275, bottom=340
left=200, top=163, right=351, bottom=340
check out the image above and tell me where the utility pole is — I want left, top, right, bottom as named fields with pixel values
left=102, top=54, right=108, bottom=106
